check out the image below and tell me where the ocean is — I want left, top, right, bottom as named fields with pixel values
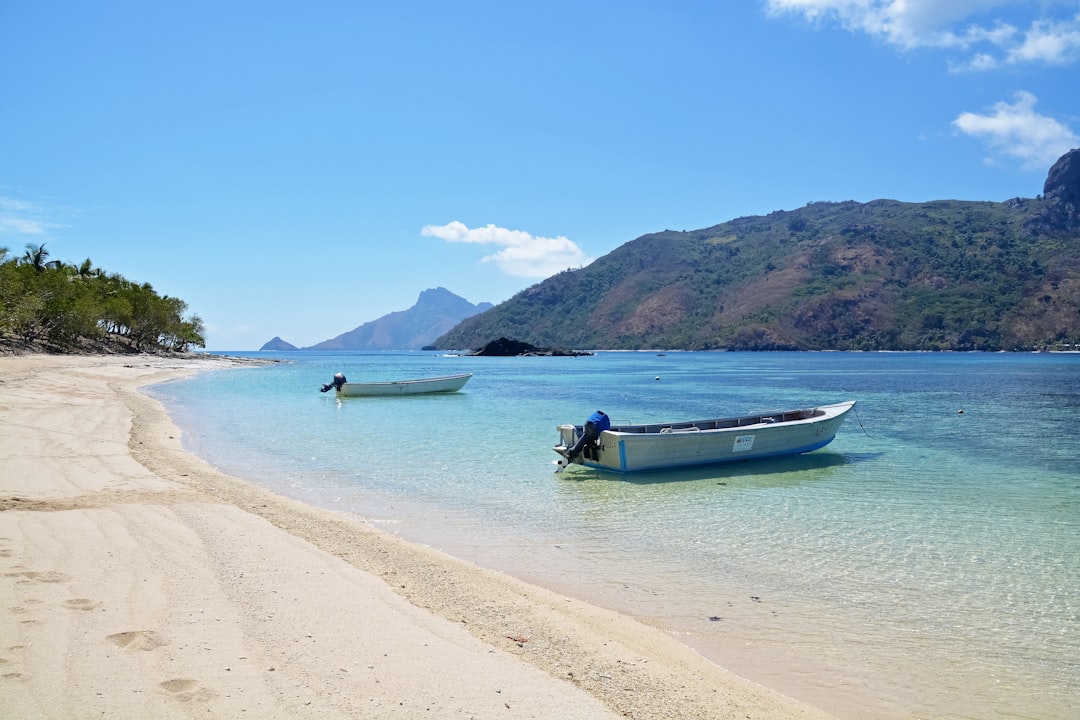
left=146, top=350, right=1080, bottom=720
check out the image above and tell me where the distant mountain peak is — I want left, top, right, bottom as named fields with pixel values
left=413, top=287, right=492, bottom=314
left=417, top=286, right=456, bottom=301
left=297, top=288, right=491, bottom=351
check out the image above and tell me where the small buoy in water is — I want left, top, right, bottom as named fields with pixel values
left=957, top=409, right=965, bottom=414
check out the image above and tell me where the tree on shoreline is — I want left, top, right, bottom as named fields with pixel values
left=0, top=243, right=205, bottom=354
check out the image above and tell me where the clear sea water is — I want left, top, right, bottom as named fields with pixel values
left=147, top=351, right=1080, bottom=720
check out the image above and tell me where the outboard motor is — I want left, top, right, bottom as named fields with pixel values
left=320, top=372, right=347, bottom=393
left=566, top=410, right=610, bottom=462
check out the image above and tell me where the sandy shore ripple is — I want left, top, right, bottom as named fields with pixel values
left=0, top=354, right=836, bottom=720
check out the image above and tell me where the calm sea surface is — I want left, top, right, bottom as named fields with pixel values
left=147, top=351, right=1080, bottom=720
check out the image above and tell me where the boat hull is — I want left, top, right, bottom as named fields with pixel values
left=554, top=401, right=855, bottom=473
left=335, top=373, right=472, bottom=397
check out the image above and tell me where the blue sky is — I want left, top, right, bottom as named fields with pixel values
left=2, top=1, right=1078, bottom=350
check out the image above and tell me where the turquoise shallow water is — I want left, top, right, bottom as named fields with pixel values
left=148, top=351, right=1080, bottom=719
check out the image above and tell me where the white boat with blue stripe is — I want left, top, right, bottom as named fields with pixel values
left=553, top=401, right=855, bottom=473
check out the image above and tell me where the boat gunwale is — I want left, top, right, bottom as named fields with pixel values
left=558, top=401, right=855, bottom=437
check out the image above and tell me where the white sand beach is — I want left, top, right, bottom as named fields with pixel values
left=0, top=354, right=837, bottom=720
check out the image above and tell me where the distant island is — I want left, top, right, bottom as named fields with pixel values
left=260, top=336, right=297, bottom=351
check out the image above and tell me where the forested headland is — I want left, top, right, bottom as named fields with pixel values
left=435, top=149, right=1080, bottom=352
left=1, top=244, right=204, bottom=354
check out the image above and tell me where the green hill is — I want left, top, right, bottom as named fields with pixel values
left=435, top=149, right=1080, bottom=352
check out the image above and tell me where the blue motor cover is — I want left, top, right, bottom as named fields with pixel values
left=588, top=410, right=610, bottom=433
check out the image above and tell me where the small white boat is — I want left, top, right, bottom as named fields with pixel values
left=554, top=401, right=855, bottom=473
left=321, top=372, right=473, bottom=397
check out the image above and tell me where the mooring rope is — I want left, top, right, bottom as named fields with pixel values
left=852, top=404, right=874, bottom=438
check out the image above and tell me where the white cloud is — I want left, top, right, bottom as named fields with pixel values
left=0, top=197, right=37, bottom=212
left=765, top=1, right=1080, bottom=69
left=1006, top=16, right=1080, bottom=64
left=952, top=91, right=1080, bottom=169
left=765, top=0, right=1012, bottom=47
left=0, top=196, right=65, bottom=238
left=955, top=51, right=1001, bottom=71
left=0, top=217, right=47, bottom=235
left=422, top=221, right=593, bottom=278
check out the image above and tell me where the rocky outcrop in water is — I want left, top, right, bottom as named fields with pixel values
left=467, top=337, right=592, bottom=356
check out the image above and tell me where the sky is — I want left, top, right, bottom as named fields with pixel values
left=2, top=1, right=1079, bottom=350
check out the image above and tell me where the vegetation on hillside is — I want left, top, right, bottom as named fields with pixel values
left=435, top=151, right=1080, bottom=352
left=0, top=243, right=205, bottom=354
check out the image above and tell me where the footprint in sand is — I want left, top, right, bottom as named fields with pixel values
left=159, top=677, right=216, bottom=702
left=0, top=657, right=21, bottom=682
left=8, top=599, right=41, bottom=614
left=107, top=630, right=166, bottom=651
left=63, top=598, right=101, bottom=611
left=5, top=571, right=70, bottom=584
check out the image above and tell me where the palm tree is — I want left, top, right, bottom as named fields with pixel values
left=71, top=257, right=99, bottom=278
left=21, top=243, right=62, bottom=272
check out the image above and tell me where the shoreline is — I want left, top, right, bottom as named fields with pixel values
left=0, top=354, right=836, bottom=719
